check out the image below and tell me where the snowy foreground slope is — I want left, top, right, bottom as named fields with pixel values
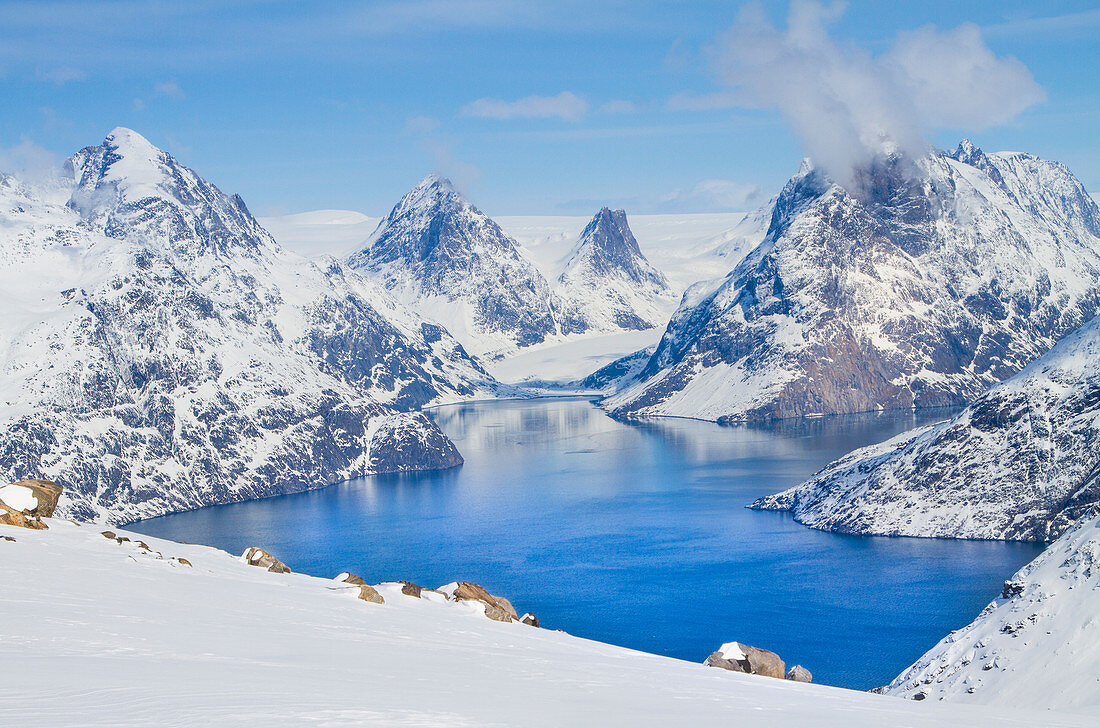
left=605, top=143, right=1100, bottom=422
left=0, top=129, right=499, bottom=524
left=0, top=519, right=1091, bottom=728
left=752, top=313, right=1100, bottom=541
left=886, top=506, right=1100, bottom=713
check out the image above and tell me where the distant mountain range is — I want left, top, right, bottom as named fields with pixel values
left=602, top=143, right=1100, bottom=423
left=347, top=176, right=680, bottom=360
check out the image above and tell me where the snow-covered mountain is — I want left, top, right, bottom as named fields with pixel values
left=0, top=128, right=498, bottom=524
left=555, top=207, right=677, bottom=332
left=885, top=505, right=1100, bottom=713
left=604, top=143, right=1100, bottom=422
left=347, top=175, right=568, bottom=358
left=750, top=313, right=1100, bottom=542
left=2, top=517, right=1092, bottom=727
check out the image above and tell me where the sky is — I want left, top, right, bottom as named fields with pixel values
left=0, top=0, right=1097, bottom=217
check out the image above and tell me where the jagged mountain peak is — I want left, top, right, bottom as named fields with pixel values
left=66, top=127, right=271, bottom=257
left=348, top=174, right=560, bottom=356
left=604, top=145, right=1100, bottom=423
left=561, top=207, right=666, bottom=288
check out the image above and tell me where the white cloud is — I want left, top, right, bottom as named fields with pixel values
left=0, top=137, right=62, bottom=184
left=404, top=115, right=442, bottom=133
left=462, top=91, right=587, bottom=121
left=154, top=80, right=184, bottom=98
left=37, top=66, right=86, bottom=84
left=600, top=99, right=638, bottom=114
left=708, top=1, right=1045, bottom=189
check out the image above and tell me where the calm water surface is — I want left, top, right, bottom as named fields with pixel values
left=133, top=398, right=1042, bottom=689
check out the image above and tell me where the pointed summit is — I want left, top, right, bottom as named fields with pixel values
left=554, top=208, right=675, bottom=333
left=67, top=127, right=269, bottom=257
left=561, top=208, right=668, bottom=291
left=347, top=174, right=560, bottom=356
left=950, top=139, right=984, bottom=166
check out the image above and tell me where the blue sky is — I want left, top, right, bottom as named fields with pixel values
left=1, top=0, right=1097, bottom=216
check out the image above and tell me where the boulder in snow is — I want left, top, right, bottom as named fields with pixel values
left=242, top=547, right=291, bottom=574
left=705, top=642, right=786, bottom=679
left=357, top=584, right=385, bottom=604
left=449, top=581, right=519, bottom=622
left=0, top=479, right=63, bottom=530
left=785, top=666, right=812, bottom=683
left=520, top=613, right=540, bottom=628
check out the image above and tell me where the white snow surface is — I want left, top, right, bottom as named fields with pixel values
left=887, top=506, right=1100, bottom=713
left=258, top=209, right=379, bottom=259
left=0, top=483, right=37, bottom=512
left=0, top=518, right=1091, bottom=728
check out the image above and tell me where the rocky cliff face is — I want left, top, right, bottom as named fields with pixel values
left=555, top=207, right=676, bottom=333
left=603, top=145, right=1100, bottom=422
left=347, top=175, right=565, bottom=358
left=750, top=313, right=1100, bottom=542
left=0, top=129, right=495, bottom=524
left=885, top=506, right=1100, bottom=712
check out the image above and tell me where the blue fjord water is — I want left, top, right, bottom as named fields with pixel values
left=132, top=397, right=1043, bottom=690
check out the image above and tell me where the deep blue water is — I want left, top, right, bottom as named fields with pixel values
left=131, top=398, right=1043, bottom=690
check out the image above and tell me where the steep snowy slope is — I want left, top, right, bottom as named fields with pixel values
left=886, top=506, right=1100, bottom=712
left=750, top=314, right=1100, bottom=542
left=605, top=144, right=1100, bottom=422
left=0, top=129, right=498, bottom=524
left=555, top=207, right=677, bottom=332
left=347, top=175, right=567, bottom=358
left=0, top=518, right=1091, bottom=727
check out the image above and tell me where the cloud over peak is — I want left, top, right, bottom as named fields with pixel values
left=710, top=0, right=1045, bottom=187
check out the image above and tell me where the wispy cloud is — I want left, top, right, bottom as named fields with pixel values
left=37, top=66, right=86, bottom=84
left=600, top=99, right=638, bottom=114
left=154, top=80, right=184, bottom=98
left=462, top=91, right=587, bottom=121
left=0, top=137, right=63, bottom=184
left=983, top=9, right=1100, bottom=39
left=659, top=178, right=764, bottom=212
left=666, top=90, right=742, bottom=112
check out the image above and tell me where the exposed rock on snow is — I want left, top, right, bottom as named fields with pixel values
left=886, top=506, right=1100, bottom=713
left=447, top=580, right=519, bottom=623
left=0, top=479, right=62, bottom=530
left=356, top=583, right=385, bottom=604
left=751, top=313, right=1100, bottom=541
left=242, top=547, right=291, bottom=574
left=786, top=666, right=813, bottom=683
left=0, top=129, right=497, bottom=524
left=555, top=207, right=677, bottom=333
left=605, top=144, right=1100, bottom=422
left=347, top=175, right=564, bottom=358
left=1, top=519, right=1092, bottom=727
left=705, top=641, right=787, bottom=679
